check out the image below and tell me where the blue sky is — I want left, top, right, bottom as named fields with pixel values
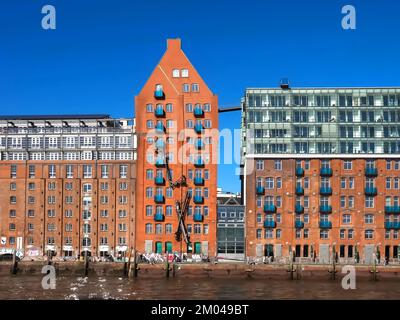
left=1, top=0, right=400, bottom=193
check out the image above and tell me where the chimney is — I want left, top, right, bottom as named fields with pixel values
left=167, top=38, right=182, bottom=51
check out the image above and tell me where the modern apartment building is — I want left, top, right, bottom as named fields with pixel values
left=135, top=39, right=218, bottom=256
left=0, top=114, right=137, bottom=259
left=242, top=85, right=400, bottom=264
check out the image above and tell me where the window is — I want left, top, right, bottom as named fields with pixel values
left=183, top=84, right=190, bottom=92
left=340, top=196, right=346, bottom=208
left=165, top=224, right=173, bottom=234
left=146, top=104, right=153, bottom=112
left=28, top=182, right=35, bottom=191
left=340, top=229, right=346, bottom=239
left=320, top=230, right=329, bottom=239
left=120, top=165, right=128, bottom=178
left=48, top=165, right=56, bottom=178
left=365, top=197, right=374, bottom=208
left=66, top=165, right=73, bottom=178
left=344, top=161, right=352, bottom=170
left=276, top=177, right=282, bottom=189
left=256, top=160, right=264, bottom=170
left=29, top=165, right=35, bottom=178
left=186, top=104, right=193, bottom=112
left=155, top=224, right=162, bottom=234
left=83, top=183, right=92, bottom=193
left=65, top=210, right=72, bottom=218
left=365, top=214, right=374, bottom=224
left=83, top=165, right=92, bottom=178
left=172, top=69, right=180, bottom=77
left=343, top=214, right=351, bottom=224
left=256, top=229, right=262, bottom=239
left=27, top=210, right=35, bottom=218
left=348, top=229, right=354, bottom=239
left=9, top=210, right=16, bottom=218
left=10, top=182, right=16, bottom=191
left=265, top=178, right=274, bottom=189
left=340, top=178, right=346, bottom=189
left=166, top=103, right=173, bottom=112
left=204, top=103, right=211, bottom=112
left=101, top=165, right=109, bottom=178
left=274, top=160, right=282, bottom=170
left=192, top=83, right=199, bottom=92
left=181, top=69, right=189, bottom=77
left=10, top=196, right=16, bottom=204
left=365, top=229, right=374, bottom=239
left=10, top=164, right=17, bottom=178
left=349, top=177, right=354, bottom=189
left=348, top=196, right=354, bottom=208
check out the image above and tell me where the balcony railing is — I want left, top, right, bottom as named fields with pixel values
left=154, top=89, right=165, bottom=100
left=320, top=168, right=333, bottom=177
left=155, top=176, right=165, bottom=185
left=365, top=168, right=378, bottom=177
left=193, top=195, right=204, bottom=204
left=385, top=206, right=400, bottom=214
left=295, top=221, right=304, bottom=229
left=295, top=186, right=304, bottom=195
left=319, top=205, right=332, bottom=213
left=154, top=213, right=165, bottom=222
left=385, top=221, right=400, bottom=229
left=194, top=158, right=204, bottom=167
left=319, top=221, right=332, bottom=229
left=155, top=158, right=165, bottom=167
left=154, top=195, right=165, bottom=203
left=256, top=186, right=265, bottom=195
left=295, top=167, right=304, bottom=177
left=155, top=122, right=165, bottom=133
left=194, top=107, right=204, bottom=117
left=295, top=204, right=304, bottom=214
left=154, top=106, right=165, bottom=117
left=193, top=213, right=204, bottom=222
left=263, top=220, right=276, bottom=228
left=365, top=187, right=377, bottom=196
left=194, top=177, right=204, bottom=186
left=195, top=140, right=204, bottom=150
left=320, top=187, right=332, bottom=196
left=194, top=123, right=204, bottom=134
left=263, top=204, right=277, bottom=213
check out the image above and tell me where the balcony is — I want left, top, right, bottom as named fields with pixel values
left=295, top=204, right=304, bottom=214
left=155, top=122, right=165, bottom=133
left=263, top=220, right=276, bottom=228
left=364, top=187, right=377, bottom=196
left=155, top=139, right=165, bottom=149
left=195, top=140, right=204, bottom=150
left=295, top=186, right=304, bottom=195
left=154, top=106, right=165, bottom=117
left=193, top=213, right=204, bottom=222
left=385, top=206, right=400, bottom=214
left=320, top=187, right=332, bottom=196
left=194, top=123, right=204, bottom=134
left=154, top=195, right=165, bottom=204
left=194, top=157, right=204, bottom=167
left=385, top=222, right=400, bottom=229
left=154, top=176, right=165, bottom=185
left=193, top=195, right=204, bottom=204
left=154, top=89, right=165, bottom=100
left=263, top=204, right=277, bottom=213
left=320, top=168, right=333, bottom=177
left=295, top=167, right=304, bottom=177
left=319, top=205, right=332, bottom=213
left=194, top=107, right=204, bottom=117
left=295, top=221, right=304, bottom=229
left=256, top=186, right=265, bottom=195
left=155, top=158, right=165, bottom=167
left=319, top=221, right=332, bottom=229
left=194, top=177, right=204, bottom=186
left=365, top=168, right=378, bottom=177
left=154, top=213, right=165, bottom=222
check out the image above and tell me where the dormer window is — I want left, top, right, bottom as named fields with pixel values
left=181, top=69, right=189, bottom=77
left=172, top=69, right=180, bottom=78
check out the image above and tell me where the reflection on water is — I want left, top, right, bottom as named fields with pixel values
left=1, top=275, right=400, bottom=300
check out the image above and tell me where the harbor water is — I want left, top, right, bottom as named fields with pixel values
left=1, top=274, right=400, bottom=300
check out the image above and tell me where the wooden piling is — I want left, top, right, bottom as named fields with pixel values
left=11, top=250, right=18, bottom=275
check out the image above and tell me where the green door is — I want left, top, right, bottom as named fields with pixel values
left=194, top=242, right=202, bottom=254
left=155, top=242, right=163, bottom=254
left=165, top=242, right=172, bottom=253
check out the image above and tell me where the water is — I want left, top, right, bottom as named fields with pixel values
left=1, top=275, right=400, bottom=299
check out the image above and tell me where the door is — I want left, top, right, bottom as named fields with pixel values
left=394, top=246, right=398, bottom=259
left=303, top=245, right=309, bottom=257
left=165, top=242, right=172, bottom=253
left=348, top=245, right=353, bottom=258
left=264, top=244, right=274, bottom=257
left=194, top=242, right=201, bottom=254
left=340, top=245, right=345, bottom=258
left=295, top=245, right=301, bottom=258
left=385, top=245, right=390, bottom=259
left=155, top=242, right=163, bottom=254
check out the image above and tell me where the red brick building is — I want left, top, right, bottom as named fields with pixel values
left=135, top=39, right=218, bottom=256
left=0, top=115, right=136, bottom=259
